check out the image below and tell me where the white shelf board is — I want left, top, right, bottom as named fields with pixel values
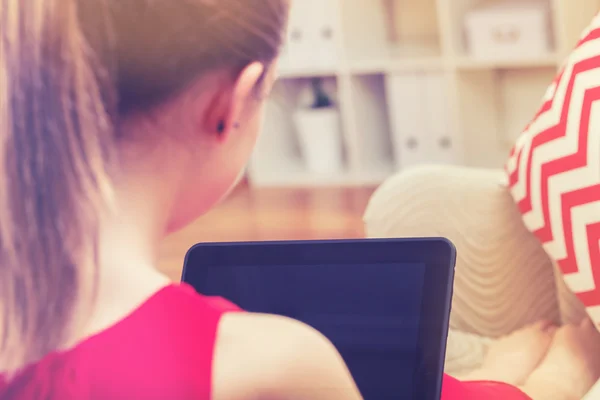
left=248, top=162, right=393, bottom=188
left=277, top=42, right=444, bottom=78
left=349, top=57, right=444, bottom=75
left=346, top=40, right=444, bottom=74
left=353, top=163, right=395, bottom=185
left=277, top=66, right=340, bottom=79
left=248, top=161, right=349, bottom=187
left=454, top=53, right=561, bottom=70
left=277, top=54, right=557, bottom=77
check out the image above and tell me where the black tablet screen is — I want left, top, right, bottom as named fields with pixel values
left=194, top=262, right=426, bottom=399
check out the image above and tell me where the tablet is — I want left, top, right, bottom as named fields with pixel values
left=182, top=238, right=456, bottom=400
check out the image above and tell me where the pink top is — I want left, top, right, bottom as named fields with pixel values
left=0, top=283, right=530, bottom=399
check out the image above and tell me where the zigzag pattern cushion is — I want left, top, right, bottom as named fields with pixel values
left=507, top=13, right=600, bottom=326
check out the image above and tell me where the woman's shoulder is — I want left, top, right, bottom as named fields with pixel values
left=123, top=286, right=360, bottom=399
left=213, top=313, right=363, bottom=400
left=0, top=284, right=242, bottom=400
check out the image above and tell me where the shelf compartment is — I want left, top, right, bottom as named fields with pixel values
left=248, top=77, right=351, bottom=187
left=454, top=53, right=560, bottom=70
left=551, top=0, right=600, bottom=56
left=342, top=0, right=443, bottom=73
left=449, top=0, right=557, bottom=60
left=454, top=67, right=557, bottom=168
left=496, top=67, right=558, bottom=145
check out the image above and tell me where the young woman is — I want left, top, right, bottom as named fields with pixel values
left=1, top=1, right=599, bottom=399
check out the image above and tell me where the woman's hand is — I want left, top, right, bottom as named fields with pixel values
left=521, top=319, right=600, bottom=400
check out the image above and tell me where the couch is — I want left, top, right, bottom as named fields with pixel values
left=363, top=165, right=589, bottom=377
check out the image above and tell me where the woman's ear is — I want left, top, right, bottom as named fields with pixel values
left=204, top=62, right=265, bottom=141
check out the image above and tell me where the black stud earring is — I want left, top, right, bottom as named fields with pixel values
left=217, top=121, right=225, bottom=134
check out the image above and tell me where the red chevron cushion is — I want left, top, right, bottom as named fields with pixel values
left=507, top=14, right=600, bottom=325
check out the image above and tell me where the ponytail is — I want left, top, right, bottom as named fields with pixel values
left=0, top=0, right=113, bottom=372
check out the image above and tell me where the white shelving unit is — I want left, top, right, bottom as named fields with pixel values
left=247, top=0, right=600, bottom=187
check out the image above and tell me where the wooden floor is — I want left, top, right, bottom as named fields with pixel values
left=158, top=185, right=376, bottom=280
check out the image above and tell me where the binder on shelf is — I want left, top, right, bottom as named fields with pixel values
left=386, top=72, right=429, bottom=170
left=309, top=0, right=341, bottom=70
left=422, top=72, right=460, bottom=165
left=278, top=0, right=341, bottom=73
left=278, top=0, right=314, bottom=72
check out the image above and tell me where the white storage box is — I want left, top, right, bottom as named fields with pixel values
left=464, top=1, right=552, bottom=60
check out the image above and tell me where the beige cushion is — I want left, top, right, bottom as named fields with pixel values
left=365, top=165, right=561, bottom=335
left=364, top=165, right=568, bottom=373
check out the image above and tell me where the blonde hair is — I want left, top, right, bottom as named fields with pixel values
left=0, top=0, right=288, bottom=373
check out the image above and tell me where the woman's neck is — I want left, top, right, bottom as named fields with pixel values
left=82, top=164, right=176, bottom=340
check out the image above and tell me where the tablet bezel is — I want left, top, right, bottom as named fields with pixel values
left=182, top=238, right=456, bottom=400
